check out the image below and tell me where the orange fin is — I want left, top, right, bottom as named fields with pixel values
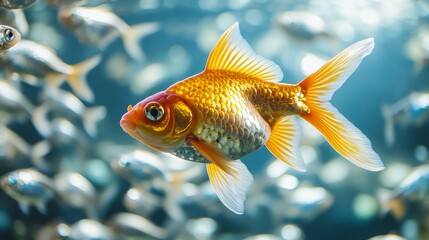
left=205, top=22, right=283, bottom=82
left=188, top=138, right=253, bottom=214
left=266, top=116, right=306, bottom=172
left=299, top=38, right=384, bottom=171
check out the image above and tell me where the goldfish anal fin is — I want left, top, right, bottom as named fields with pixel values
left=188, top=138, right=253, bottom=214
left=266, top=116, right=306, bottom=172
left=298, top=38, right=384, bottom=171
left=205, top=22, right=283, bottom=82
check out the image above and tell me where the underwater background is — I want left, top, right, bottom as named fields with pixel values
left=0, top=0, right=428, bottom=239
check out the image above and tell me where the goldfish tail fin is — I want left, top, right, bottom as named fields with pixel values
left=298, top=38, right=384, bottom=171
left=68, top=55, right=101, bottom=102
left=82, top=106, right=107, bottom=138
left=123, top=22, right=159, bottom=62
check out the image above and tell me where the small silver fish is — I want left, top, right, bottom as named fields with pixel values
left=58, top=6, right=159, bottom=62
left=0, top=40, right=100, bottom=102
left=0, top=78, right=33, bottom=119
left=0, top=0, right=37, bottom=9
left=108, top=212, right=168, bottom=239
left=382, top=92, right=429, bottom=146
left=111, top=149, right=170, bottom=184
left=54, top=171, right=97, bottom=218
left=0, top=9, right=28, bottom=35
left=71, top=219, right=114, bottom=240
left=0, top=24, right=20, bottom=52
left=276, top=11, right=332, bottom=40
left=1, top=168, right=54, bottom=214
left=33, top=88, right=106, bottom=138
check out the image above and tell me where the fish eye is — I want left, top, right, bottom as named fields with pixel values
left=144, top=102, right=164, bottom=121
left=119, top=159, right=131, bottom=168
left=4, top=29, right=14, bottom=42
left=7, top=175, right=17, bottom=186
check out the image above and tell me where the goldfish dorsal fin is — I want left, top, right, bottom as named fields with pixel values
left=188, top=138, right=253, bottom=214
left=205, top=22, right=283, bottom=82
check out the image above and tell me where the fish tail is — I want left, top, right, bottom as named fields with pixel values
left=298, top=38, right=384, bottom=171
left=83, top=106, right=107, bottom=138
left=123, top=22, right=159, bottom=62
left=68, top=55, right=101, bottom=102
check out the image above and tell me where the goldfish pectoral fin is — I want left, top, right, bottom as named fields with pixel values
left=206, top=161, right=253, bottom=214
left=298, top=38, right=383, bottom=171
left=205, top=22, right=283, bottom=82
left=188, top=138, right=253, bottom=214
left=68, top=55, right=101, bottom=102
left=266, top=116, right=306, bottom=172
left=123, top=22, right=160, bottom=62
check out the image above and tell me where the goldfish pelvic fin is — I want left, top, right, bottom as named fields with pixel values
left=68, top=55, right=101, bottom=103
left=266, top=116, right=306, bottom=172
left=123, top=22, right=160, bottom=62
left=188, top=138, right=253, bottom=214
left=205, top=22, right=283, bottom=82
left=299, top=38, right=384, bottom=171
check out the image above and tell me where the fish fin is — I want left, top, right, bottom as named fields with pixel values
left=205, top=22, right=283, bottom=82
left=18, top=202, right=30, bottom=215
left=83, top=106, right=107, bottom=138
left=298, top=38, right=384, bottom=171
left=30, top=141, right=51, bottom=172
left=32, top=103, right=52, bottom=138
left=123, top=22, right=160, bottom=62
left=381, top=104, right=395, bottom=147
left=68, top=55, right=101, bottom=102
left=35, top=201, right=47, bottom=214
left=188, top=138, right=253, bottom=214
left=266, top=116, right=306, bottom=172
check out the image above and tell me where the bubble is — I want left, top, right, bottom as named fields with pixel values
left=380, top=162, right=412, bottom=188
left=352, top=194, right=378, bottom=220
left=186, top=218, right=217, bottom=239
left=414, top=145, right=428, bottom=162
left=276, top=174, right=299, bottom=190
left=281, top=224, right=303, bottom=240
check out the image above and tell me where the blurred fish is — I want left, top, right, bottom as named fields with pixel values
left=0, top=24, right=20, bottom=52
left=276, top=11, right=333, bottom=41
left=404, top=25, right=429, bottom=73
left=45, top=0, right=85, bottom=9
left=383, top=164, right=429, bottom=220
left=35, top=221, right=71, bottom=240
left=0, top=40, right=101, bottom=102
left=0, top=79, right=34, bottom=120
left=58, top=6, right=159, bottom=62
left=53, top=171, right=97, bottom=218
left=121, top=22, right=383, bottom=214
left=367, top=234, right=406, bottom=240
left=382, top=92, right=429, bottom=146
left=108, top=212, right=168, bottom=239
left=1, top=168, right=54, bottom=214
left=0, top=9, right=28, bottom=36
left=0, top=0, right=37, bottom=9
left=70, top=219, right=114, bottom=240
left=111, top=149, right=169, bottom=185
left=33, top=88, right=106, bottom=138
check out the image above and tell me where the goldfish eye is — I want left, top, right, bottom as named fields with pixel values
left=144, top=102, right=164, bottom=121
left=4, top=29, right=14, bottom=42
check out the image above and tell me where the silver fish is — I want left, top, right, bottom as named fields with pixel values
left=58, top=6, right=159, bottom=62
left=1, top=168, right=54, bottom=214
left=0, top=0, right=37, bottom=9
left=0, top=40, right=100, bottom=102
left=0, top=24, right=20, bottom=52
left=108, top=212, right=168, bottom=239
left=382, top=92, right=429, bottom=146
left=276, top=11, right=331, bottom=40
left=33, top=88, right=106, bottom=138
left=0, top=78, right=34, bottom=119
left=54, top=171, right=97, bottom=218
left=70, top=219, right=114, bottom=240
left=0, top=9, right=28, bottom=35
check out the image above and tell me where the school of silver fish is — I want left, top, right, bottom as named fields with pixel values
left=0, top=0, right=427, bottom=239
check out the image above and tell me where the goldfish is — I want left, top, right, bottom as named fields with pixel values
left=0, top=24, right=20, bottom=52
left=121, top=22, right=384, bottom=214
